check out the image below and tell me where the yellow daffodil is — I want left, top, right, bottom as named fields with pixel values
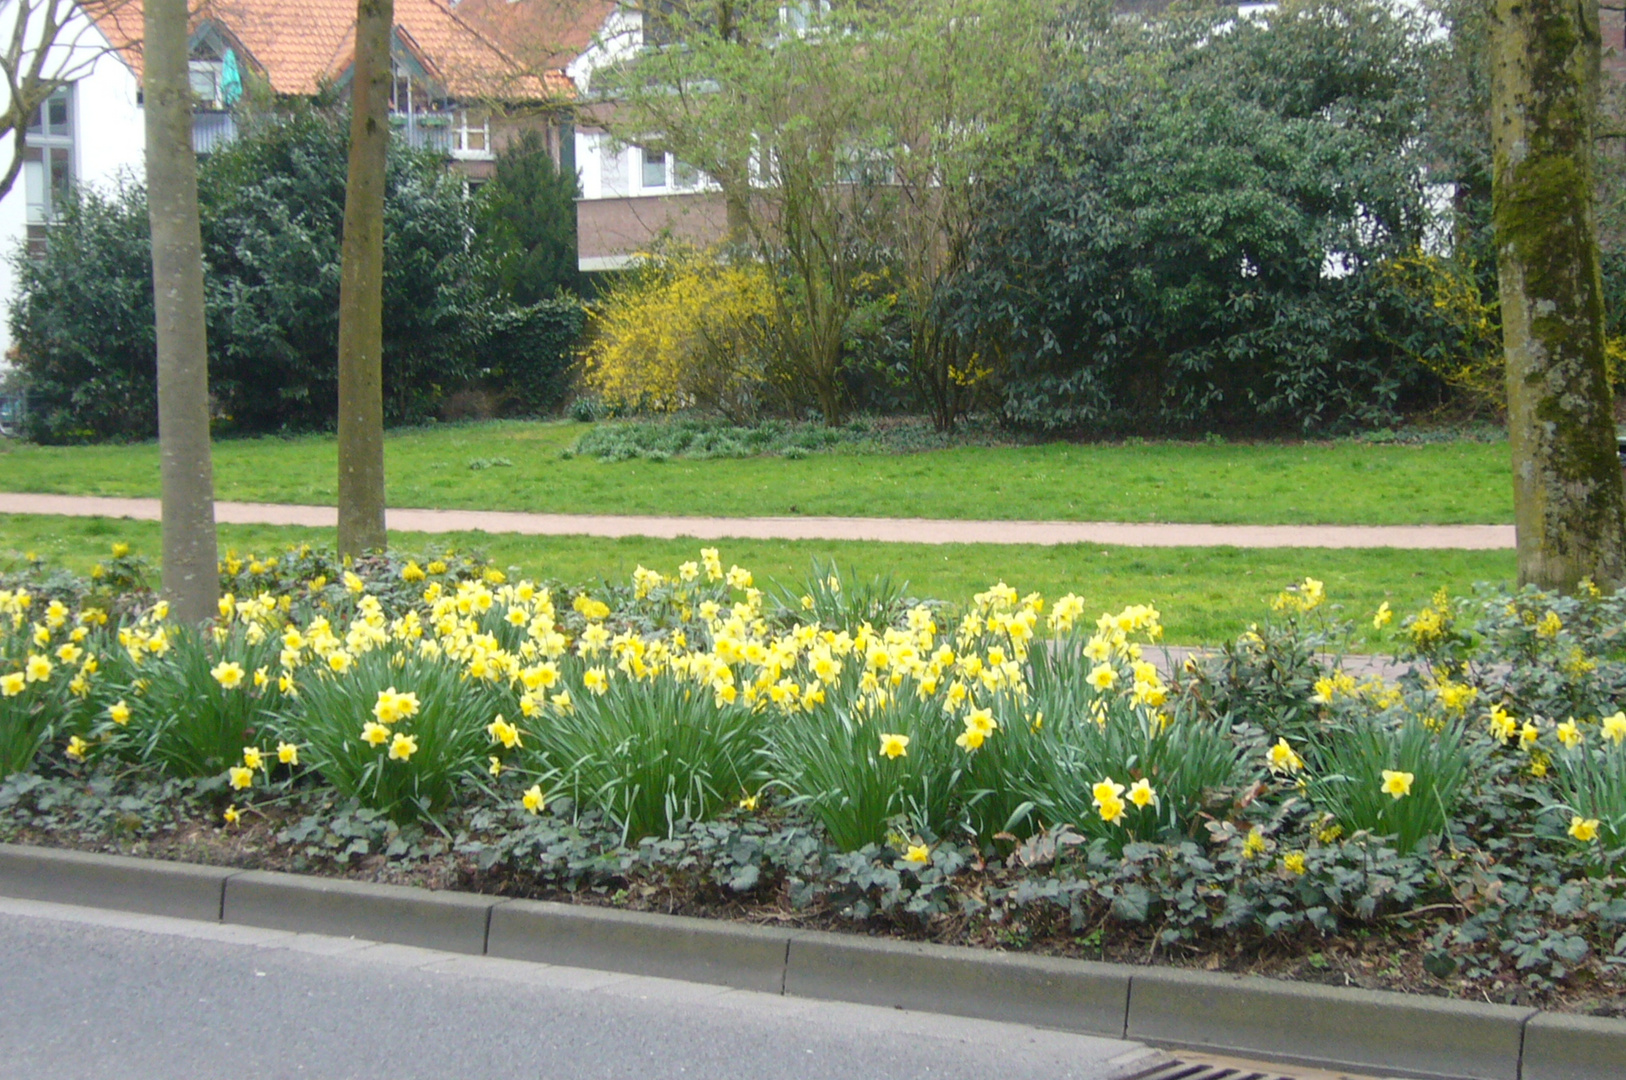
left=739, top=793, right=759, bottom=811
left=521, top=784, right=545, bottom=814
left=1604, top=712, right=1626, bottom=745
left=1569, top=816, right=1601, bottom=843
left=1556, top=720, right=1583, bottom=749
left=487, top=715, right=521, bottom=749
left=1372, top=602, right=1392, bottom=629
left=241, top=747, right=264, bottom=772
left=878, top=732, right=910, bottom=759
left=65, top=735, right=89, bottom=761
left=361, top=721, right=390, bottom=747
left=228, top=765, right=254, bottom=790
left=1266, top=738, right=1303, bottom=775
left=1128, top=779, right=1157, bottom=808
left=904, top=844, right=931, bottom=864
left=388, top=733, right=418, bottom=762
left=25, top=654, right=52, bottom=683
left=1086, top=663, right=1117, bottom=691
left=108, top=699, right=130, bottom=726
left=1380, top=769, right=1414, bottom=799
left=0, top=672, right=24, bottom=697
left=210, top=661, right=245, bottom=689
left=277, top=742, right=299, bottom=766
left=222, top=804, right=240, bottom=825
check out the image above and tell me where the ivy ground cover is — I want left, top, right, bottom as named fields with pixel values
left=0, top=541, right=1622, bottom=1013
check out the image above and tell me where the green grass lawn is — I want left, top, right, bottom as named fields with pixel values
left=0, top=420, right=1515, bottom=525
left=0, top=513, right=1516, bottom=646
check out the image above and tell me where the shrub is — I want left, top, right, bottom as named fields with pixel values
left=473, top=129, right=581, bottom=306
left=476, top=297, right=585, bottom=416
left=582, top=245, right=781, bottom=422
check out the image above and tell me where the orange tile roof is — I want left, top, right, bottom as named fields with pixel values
left=84, top=0, right=570, bottom=101
left=454, top=0, right=618, bottom=71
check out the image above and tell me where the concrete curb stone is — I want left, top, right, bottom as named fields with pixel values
left=488, top=899, right=792, bottom=994
left=0, top=842, right=236, bottom=922
left=1127, top=965, right=1535, bottom=1080
left=783, top=931, right=1132, bottom=1038
left=6, top=843, right=1626, bottom=1079
left=222, top=868, right=498, bottom=955
left=1520, top=1011, right=1626, bottom=1080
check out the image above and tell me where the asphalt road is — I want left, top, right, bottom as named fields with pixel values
left=0, top=897, right=1163, bottom=1080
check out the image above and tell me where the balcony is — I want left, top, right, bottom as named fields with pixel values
left=192, top=110, right=237, bottom=156
left=391, top=110, right=453, bottom=154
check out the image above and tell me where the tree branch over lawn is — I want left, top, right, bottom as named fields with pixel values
left=0, top=0, right=133, bottom=203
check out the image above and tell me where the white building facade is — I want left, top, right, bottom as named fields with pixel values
left=0, top=1, right=144, bottom=359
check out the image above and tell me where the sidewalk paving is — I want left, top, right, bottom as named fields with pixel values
left=0, top=492, right=1515, bottom=549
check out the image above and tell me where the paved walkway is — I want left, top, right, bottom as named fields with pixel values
left=0, top=492, right=1514, bottom=549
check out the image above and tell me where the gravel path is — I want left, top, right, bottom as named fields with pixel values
left=0, top=493, right=1515, bottom=549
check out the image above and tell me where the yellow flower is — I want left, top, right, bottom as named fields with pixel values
left=955, top=726, right=986, bottom=752
left=1266, top=738, right=1303, bottom=775
left=55, top=642, right=82, bottom=666
left=372, top=687, right=420, bottom=724
left=253, top=667, right=270, bottom=689
left=210, top=661, right=245, bottom=689
left=1536, top=611, right=1563, bottom=638
left=522, top=784, right=545, bottom=814
left=1128, top=778, right=1157, bottom=808
left=65, top=735, right=89, bottom=762
left=0, top=672, right=24, bottom=697
left=344, top=571, right=366, bottom=595
left=241, top=746, right=264, bottom=772
left=1603, top=711, right=1626, bottom=745
left=1569, top=816, right=1601, bottom=843
left=222, top=805, right=240, bottom=826
left=228, top=765, right=254, bottom=790
left=108, top=699, right=130, bottom=726
left=488, top=755, right=503, bottom=778
left=487, top=715, right=522, bottom=749
left=1556, top=720, right=1583, bottom=749
left=739, top=793, right=759, bottom=811
left=878, top=732, right=910, bottom=759
left=361, top=721, right=391, bottom=747
left=1372, top=602, right=1392, bottom=629
left=427, top=560, right=448, bottom=575
left=583, top=667, right=608, bottom=695
left=1282, top=851, right=1307, bottom=876
left=277, top=742, right=300, bottom=766
left=726, top=565, right=753, bottom=590
left=401, top=561, right=426, bottom=583
left=388, top=732, right=418, bottom=762
left=904, top=844, right=931, bottom=864
left=25, top=654, right=52, bottom=683
left=1519, top=722, right=1540, bottom=749
left=1380, top=769, right=1414, bottom=799
left=1086, top=663, right=1117, bottom=691
left=1242, top=828, right=1267, bottom=859
left=111, top=542, right=131, bottom=558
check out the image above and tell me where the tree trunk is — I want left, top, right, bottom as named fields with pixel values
left=1491, top=0, right=1626, bottom=591
left=336, top=0, right=393, bottom=556
left=144, top=0, right=219, bottom=623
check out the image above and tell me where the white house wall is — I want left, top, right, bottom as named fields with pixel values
left=0, top=2, right=143, bottom=361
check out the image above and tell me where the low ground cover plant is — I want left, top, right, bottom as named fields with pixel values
left=0, top=544, right=1622, bottom=1008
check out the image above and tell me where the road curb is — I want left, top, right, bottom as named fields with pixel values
left=2, top=842, right=1621, bottom=1079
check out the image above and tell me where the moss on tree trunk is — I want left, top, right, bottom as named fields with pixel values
left=1491, top=0, right=1626, bottom=591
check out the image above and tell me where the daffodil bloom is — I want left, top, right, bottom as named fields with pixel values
left=1086, top=663, right=1117, bottom=691
left=487, top=715, right=521, bottom=749
left=904, top=844, right=931, bottom=864
left=1556, top=720, right=1583, bottom=749
left=0, top=672, right=24, bottom=697
left=222, top=804, right=240, bottom=825
left=388, top=733, right=418, bottom=762
left=1603, top=711, right=1626, bottom=745
left=25, top=654, right=52, bottom=683
left=1519, top=722, right=1540, bottom=749
left=488, top=756, right=503, bottom=777
left=1372, top=602, right=1392, bottom=629
left=739, top=792, right=759, bottom=811
left=242, top=747, right=264, bottom=772
left=583, top=667, right=609, bottom=695
left=1265, top=738, right=1303, bottom=775
left=1569, top=816, right=1601, bottom=843
left=955, top=726, right=986, bottom=752
left=1128, top=779, right=1157, bottom=808
left=108, top=699, right=130, bottom=726
left=522, top=784, right=545, bottom=814
left=210, top=661, right=245, bottom=689
left=1380, top=769, right=1414, bottom=799
left=327, top=650, right=354, bottom=674
left=65, top=735, right=89, bottom=761
left=361, top=721, right=391, bottom=747
left=111, top=541, right=131, bottom=558
left=878, top=733, right=910, bottom=759
left=228, top=765, right=254, bottom=790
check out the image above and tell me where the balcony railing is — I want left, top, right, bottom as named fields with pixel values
left=192, top=110, right=237, bottom=156
left=391, top=111, right=454, bottom=154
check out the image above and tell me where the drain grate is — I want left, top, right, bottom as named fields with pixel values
left=1132, top=1061, right=1298, bottom=1080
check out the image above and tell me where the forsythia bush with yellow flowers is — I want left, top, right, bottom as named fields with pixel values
left=5, top=546, right=1626, bottom=999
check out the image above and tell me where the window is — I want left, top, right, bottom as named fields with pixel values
left=673, top=158, right=698, bottom=188
left=189, top=59, right=224, bottom=106
left=24, top=85, right=74, bottom=246
left=641, top=147, right=667, bottom=189
left=453, top=110, right=490, bottom=158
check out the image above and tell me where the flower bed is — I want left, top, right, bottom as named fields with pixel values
left=0, top=544, right=1622, bottom=1012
